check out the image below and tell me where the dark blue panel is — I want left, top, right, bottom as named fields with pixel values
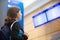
left=8, top=1, right=24, bottom=30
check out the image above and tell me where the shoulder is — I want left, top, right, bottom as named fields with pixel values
left=12, top=22, right=22, bottom=29
left=14, top=22, right=21, bottom=27
left=12, top=21, right=24, bottom=32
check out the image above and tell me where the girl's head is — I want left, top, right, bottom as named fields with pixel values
left=5, top=7, right=22, bottom=24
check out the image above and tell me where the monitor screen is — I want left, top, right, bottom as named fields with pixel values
left=46, top=5, right=60, bottom=21
left=33, top=13, right=47, bottom=28
left=32, top=2, right=60, bottom=28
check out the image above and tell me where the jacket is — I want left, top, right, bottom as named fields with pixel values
left=6, top=21, right=28, bottom=40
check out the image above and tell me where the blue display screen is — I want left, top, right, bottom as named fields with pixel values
left=8, top=0, right=24, bottom=29
left=46, top=5, right=60, bottom=21
left=33, top=13, right=47, bottom=28
left=32, top=2, right=60, bottom=28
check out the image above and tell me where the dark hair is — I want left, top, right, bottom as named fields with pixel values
left=4, top=7, right=20, bottom=24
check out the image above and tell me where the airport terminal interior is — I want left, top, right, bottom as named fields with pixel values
left=0, top=0, right=60, bottom=40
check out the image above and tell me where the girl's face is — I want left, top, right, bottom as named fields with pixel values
left=17, top=11, right=22, bottom=21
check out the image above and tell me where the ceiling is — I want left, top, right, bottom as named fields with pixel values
left=8, top=0, right=37, bottom=8
left=8, top=0, right=51, bottom=16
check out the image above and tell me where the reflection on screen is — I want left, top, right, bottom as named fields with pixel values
left=33, top=13, right=47, bottom=28
left=46, top=5, right=60, bottom=21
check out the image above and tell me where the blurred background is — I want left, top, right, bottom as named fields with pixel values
left=0, top=0, right=60, bottom=40
left=24, top=0, right=60, bottom=40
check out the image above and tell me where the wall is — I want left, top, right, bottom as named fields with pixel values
left=0, top=0, right=7, bottom=29
left=24, top=0, right=60, bottom=40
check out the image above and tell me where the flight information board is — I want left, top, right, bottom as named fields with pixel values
left=33, top=13, right=47, bottom=28
left=32, top=2, right=60, bottom=28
